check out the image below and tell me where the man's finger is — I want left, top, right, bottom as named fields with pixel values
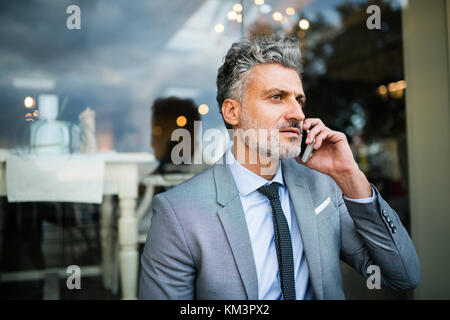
left=314, top=130, right=329, bottom=149
left=303, top=118, right=322, bottom=131
left=306, top=124, right=325, bottom=143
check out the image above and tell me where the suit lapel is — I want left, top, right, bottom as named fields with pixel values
left=282, top=159, right=324, bottom=300
left=213, top=158, right=259, bottom=300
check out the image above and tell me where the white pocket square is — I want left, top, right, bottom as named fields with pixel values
left=315, top=197, right=331, bottom=215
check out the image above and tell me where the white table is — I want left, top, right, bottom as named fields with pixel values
left=0, top=150, right=156, bottom=300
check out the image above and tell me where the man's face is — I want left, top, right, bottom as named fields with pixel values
left=236, top=63, right=306, bottom=159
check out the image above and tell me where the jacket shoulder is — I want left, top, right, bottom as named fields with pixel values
left=153, top=165, right=217, bottom=206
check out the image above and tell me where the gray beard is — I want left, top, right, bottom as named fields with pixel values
left=238, top=109, right=302, bottom=160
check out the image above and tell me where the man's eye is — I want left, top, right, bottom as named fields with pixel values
left=271, top=95, right=281, bottom=100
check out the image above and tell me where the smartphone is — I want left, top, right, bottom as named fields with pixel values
left=300, top=129, right=315, bottom=163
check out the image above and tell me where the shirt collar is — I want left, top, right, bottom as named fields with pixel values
left=226, top=147, right=284, bottom=197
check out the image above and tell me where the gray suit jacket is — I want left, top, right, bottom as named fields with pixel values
left=139, top=156, right=420, bottom=299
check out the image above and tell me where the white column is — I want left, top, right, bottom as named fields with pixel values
left=402, top=0, right=450, bottom=299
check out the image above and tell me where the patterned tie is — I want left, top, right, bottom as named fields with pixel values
left=258, top=182, right=296, bottom=300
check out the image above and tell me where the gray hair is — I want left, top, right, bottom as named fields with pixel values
left=216, top=34, right=303, bottom=129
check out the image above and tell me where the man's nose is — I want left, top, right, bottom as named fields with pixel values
left=284, top=97, right=305, bottom=122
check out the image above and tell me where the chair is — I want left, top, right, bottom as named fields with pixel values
left=136, top=173, right=195, bottom=243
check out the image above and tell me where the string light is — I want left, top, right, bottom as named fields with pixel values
left=198, top=104, right=209, bottom=115
left=377, top=81, right=407, bottom=100
left=285, top=8, right=295, bottom=15
left=227, top=11, right=237, bottom=20
left=214, top=24, right=224, bottom=33
left=24, top=96, right=35, bottom=108
left=299, top=18, right=310, bottom=30
left=378, top=85, right=387, bottom=96
left=233, top=3, right=243, bottom=12
left=273, top=12, right=283, bottom=21
left=176, top=116, right=187, bottom=127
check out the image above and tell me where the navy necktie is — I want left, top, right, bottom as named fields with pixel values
left=258, top=182, right=296, bottom=300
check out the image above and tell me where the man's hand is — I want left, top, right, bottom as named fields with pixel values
left=295, top=118, right=372, bottom=199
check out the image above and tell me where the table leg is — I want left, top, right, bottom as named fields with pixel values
left=104, top=162, right=140, bottom=300
left=100, top=195, right=114, bottom=290
left=118, top=195, right=138, bottom=300
left=0, top=162, right=4, bottom=268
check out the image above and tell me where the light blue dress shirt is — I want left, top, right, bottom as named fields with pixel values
left=226, top=148, right=376, bottom=300
left=226, top=149, right=314, bottom=300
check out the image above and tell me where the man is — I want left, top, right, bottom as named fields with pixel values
left=139, top=35, right=420, bottom=300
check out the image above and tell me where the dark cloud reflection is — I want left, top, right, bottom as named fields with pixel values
left=0, top=0, right=230, bottom=151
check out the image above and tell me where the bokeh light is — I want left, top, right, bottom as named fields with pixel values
left=24, top=96, right=35, bottom=108
left=285, top=8, right=295, bottom=16
left=214, top=24, right=224, bottom=33
left=198, top=104, right=209, bottom=115
left=176, top=115, right=187, bottom=127
left=299, top=19, right=310, bottom=30
left=273, top=12, right=283, bottom=21
left=233, top=3, right=243, bottom=12
left=227, top=11, right=237, bottom=20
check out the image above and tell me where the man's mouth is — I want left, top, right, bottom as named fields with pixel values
left=279, top=128, right=300, bottom=137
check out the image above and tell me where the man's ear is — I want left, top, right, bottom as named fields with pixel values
left=221, top=99, right=241, bottom=128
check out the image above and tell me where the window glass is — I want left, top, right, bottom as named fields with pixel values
left=0, top=0, right=410, bottom=299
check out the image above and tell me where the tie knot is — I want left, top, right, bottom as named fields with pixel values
left=257, top=182, right=280, bottom=201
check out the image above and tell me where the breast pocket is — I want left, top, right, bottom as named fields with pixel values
left=315, top=197, right=339, bottom=227
left=315, top=197, right=341, bottom=248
